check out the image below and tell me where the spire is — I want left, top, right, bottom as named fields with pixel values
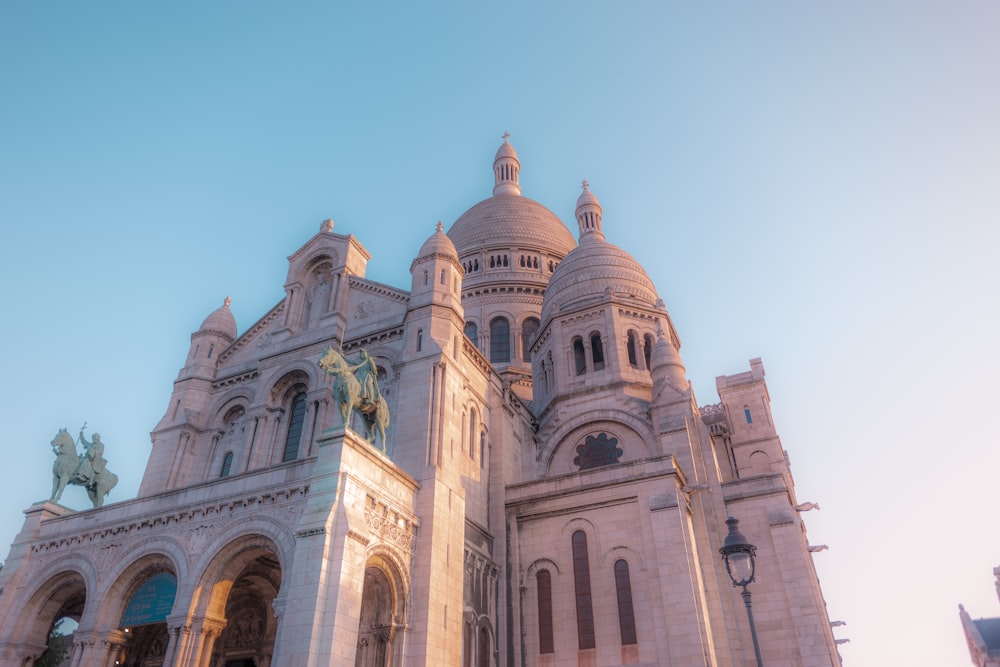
left=493, top=132, right=521, bottom=196
left=575, top=180, right=604, bottom=241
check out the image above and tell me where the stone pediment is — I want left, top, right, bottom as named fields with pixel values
left=217, top=301, right=286, bottom=367
left=344, top=277, right=410, bottom=337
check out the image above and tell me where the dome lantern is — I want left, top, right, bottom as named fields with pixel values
left=575, top=180, right=604, bottom=242
left=493, top=132, right=521, bottom=196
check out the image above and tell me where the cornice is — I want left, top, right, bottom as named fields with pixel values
left=29, top=483, right=309, bottom=559
left=348, top=276, right=411, bottom=304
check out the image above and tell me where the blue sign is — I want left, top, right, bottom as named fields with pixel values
left=121, top=572, right=177, bottom=627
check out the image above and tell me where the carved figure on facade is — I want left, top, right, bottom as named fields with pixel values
left=318, top=347, right=390, bottom=451
left=307, top=269, right=332, bottom=328
left=49, top=426, right=119, bottom=508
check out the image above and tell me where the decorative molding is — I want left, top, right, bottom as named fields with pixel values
left=347, top=529, right=370, bottom=546
left=212, top=370, right=261, bottom=390
left=348, top=276, right=410, bottom=303
left=343, top=326, right=406, bottom=352
left=29, top=484, right=309, bottom=560
left=617, top=308, right=661, bottom=324
left=558, top=308, right=605, bottom=326
left=462, top=337, right=492, bottom=377
left=364, top=509, right=416, bottom=554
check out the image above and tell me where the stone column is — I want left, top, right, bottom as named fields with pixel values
left=99, top=630, right=127, bottom=667
left=164, top=616, right=190, bottom=667
left=190, top=616, right=228, bottom=667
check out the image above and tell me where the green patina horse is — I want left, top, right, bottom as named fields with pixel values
left=50, top=428, right=118, bottom=508
left=318, top=347, right=390, bottom=451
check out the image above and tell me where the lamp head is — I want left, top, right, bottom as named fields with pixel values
left=719, top=516, right=757, bottom=587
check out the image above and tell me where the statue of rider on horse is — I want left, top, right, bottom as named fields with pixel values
left=49, top=424, right=119, bottom=508
left=318, top=347, right=390, bottom=452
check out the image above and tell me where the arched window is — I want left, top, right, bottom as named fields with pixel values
left=490, top=317, right=510, bottom=363
left=417, top=329, right=423, bottom=352
left=573, top=337, right=586, bottom=375
left=479, top=627, right=490, bottom=666
left=465, top=321, right=478, bottom=345
left=627, top=331, right=639, bottom=368
left=546, top=351, right=554, bottom=391
left=537, top=569, right=554, bottom=654
left=522, top=317, right=540, bottom=362
left=464, top=623, right=473, bottom=667
left=469, top=410, right=478, bottom=459
left=220, top=451, right=234, bottom=477
left=441, top=268, right=447, bottom=285
left=282, top=392, right=307, bottom=462
left=643, top=334, right=654, bottom=370
left=423, top=270, right=428, bottom=286
left=572, top=531, right=596, bottom=649
left=614, top=559, right=637, bottom=645
left=591, top=332, right=605, bottom=371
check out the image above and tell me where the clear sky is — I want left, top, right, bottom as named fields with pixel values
left=2, top=2, right=998, bottom=664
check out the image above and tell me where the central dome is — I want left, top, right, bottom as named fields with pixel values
left=447, top=195, right=576, bottom=258
left=447, top=134, right=576, bottom=260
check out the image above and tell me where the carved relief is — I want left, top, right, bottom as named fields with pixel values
left=355, top=300, right=375, bottom=319
left=363, top=494, right=417, bottom=554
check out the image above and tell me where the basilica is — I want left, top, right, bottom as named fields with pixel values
left=0, top=137, right=841, bottom=666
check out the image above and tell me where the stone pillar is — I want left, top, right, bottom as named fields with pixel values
left=647, top=493, right=715, bottom=666
left=99, top=630, right=127, bottom=667
left=190, top=616, right=227, bottom=667
left=274, top=427, right=368, bottom=665
left=165, top=616, right=191, bottom=667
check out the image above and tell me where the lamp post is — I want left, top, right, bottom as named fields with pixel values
left=719, top=516, right=763, bottom=667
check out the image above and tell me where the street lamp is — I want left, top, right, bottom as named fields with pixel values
left=719, top=516, right=763, bottom=667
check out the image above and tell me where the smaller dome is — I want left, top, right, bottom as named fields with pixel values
left=542, top=183, right=660, bottom=323
left=198, top=296, right=237, bottom=342
left=541, top=238, right=660, bottom=323
left=417, top=221, right=459, bottom=260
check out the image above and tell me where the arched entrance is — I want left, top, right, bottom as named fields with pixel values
left=15, top=571, right=87, bottom=666
left=354, top=555, right=406, bottom=667
left=211, top=553, right=281, bottom=667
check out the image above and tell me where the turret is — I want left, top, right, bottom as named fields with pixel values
left=179, top=297, right=236, bottom=380
left=409, top=222, right=464, bottom=311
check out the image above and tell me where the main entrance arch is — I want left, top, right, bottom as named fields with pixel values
left=355, top=553, right=407, bottom=667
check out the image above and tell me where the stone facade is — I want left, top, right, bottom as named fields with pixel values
left=0, top=137, right=840, bottom=666
left=960, top=567, right=1000, bottom=666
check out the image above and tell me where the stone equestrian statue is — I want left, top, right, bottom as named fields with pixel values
left=317, top=347, right=390, bottom=451
left=49, top=425, right=119, bottom=508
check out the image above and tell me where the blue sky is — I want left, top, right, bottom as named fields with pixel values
left=2, top=3, right=999, bottom=664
